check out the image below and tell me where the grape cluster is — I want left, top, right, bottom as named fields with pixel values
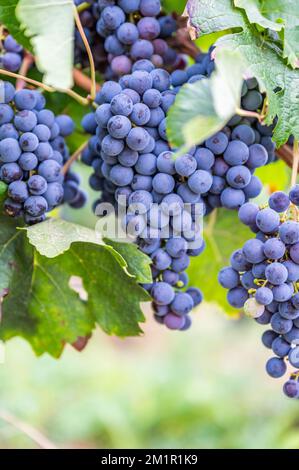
left=218, top=186, right=299, bottom=399
left=81, top=65, right=207, bottom=329
left=0, top=34, right=23, bottom=72
left=230, top=77, right=276, bottom=164
left=81, top=45, right=277, bottom=329
left=74, top=0, right=181, bottom=78
left=170, top=75, right=274, bottom=212
left=0, top=83, right=86, bottom=224
left=94, top=0, right=182, bottom=78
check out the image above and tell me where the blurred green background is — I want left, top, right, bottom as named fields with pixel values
left=1, top=303, right=299, bottom=449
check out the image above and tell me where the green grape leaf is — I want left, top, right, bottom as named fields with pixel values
left=0, top=216, right=151, bottom=357
left=187, top=209, right=251, bottom=314
left=25, top=218, right=101, bottom=258
left=167, top=48, right=246, bottom=149
left=0, top=0, right=32, bottom=51
left=263, top=0, right=299, bottom=69
left=217, top=28, right=299, bottom=146
left=26, top=218, right=152, bottom=283
left=234, top=0, right=283, bottom=32
left=237, top=0, right=299, bottom=68
left=16, top=0, right=75, bottom=89
left=186, top=0, right=244, bottom=36
left=185, top=0, right=299, bottom=146
left=104, top=238, right=152, bottom=285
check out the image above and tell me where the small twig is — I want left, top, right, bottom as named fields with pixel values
left=62, top=140, right=88, bottom=175
left=77, top=1, right=91, bottom=13
left=73, top=68, right=101, bottom=94
left=0, top=68, right=54, bottom=92
left=0, top=409, right=58, bottom=449
left=0, top=68, right=89, bottom=106
left=291, top=140, right=299, bottom=187
left=261, top=96, right=268, bottom=118
left=235, top=107, right=264, bottom=122
left=276, top=144, right=294, bottom=168
left=73, top=4, right=96, bottom=101
left=16, top=53, right=34, bottom=91
left=168, top=24, right=201, bottom=60
left=0, top=25, right=5, bottom=49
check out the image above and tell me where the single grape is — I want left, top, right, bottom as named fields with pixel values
left=223, top=141, right=249, bottom=165
left=279, top=221, right=299, bottom=245
left=242, top=238, right=265, bottom=264
left=205, top=132, right=228, bottom=155
left=231, top=124, right=255, bottom=145
left=107, top=115, right=132, bottom=138
left=270, top=312, right=293, bottom=334
left=262, top=329, right=278, bottom=348
left=272, top=337, right=291, bottom=358
left=7, top=180, right=28, bottom=203
left=266, top=357, right=286, bottom=378
left=174, top=154, right=197, bottom=177
left=28, top=175, right=48, bottom=195
left=256, top=208, right=280, bottom=233
left=226, top=165, right=251, bottom=189
left=171, top=292, right=194, bottom=316
left=263, top=238, right=286, bottom=259
left=218, top=267, right=239, bottom=289
left=220, top=187, right=245, bottom=209
left=289, top=185, right=299, bottom=205
left=227, top=287, right=248, bottom=308
left=238, top=202, right=259, bottom=226
left=24, top=195, right=48, bottom=217
left=246, top=144, right=268, bottom=168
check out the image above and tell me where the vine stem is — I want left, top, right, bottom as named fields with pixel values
left=16, top=53, right=34, bottom=91
left=0, top=25, right=4, bottom=49
left=62, top=140, right=88, bottom=175
left=77, top=1, right=91, bottom=13
left=291, top=140, right=299, bottom=187
left=276, top=144, right=294, bottom=167
left=0, top=68, right=89, bottom=106
left=0, top=409, right=58, bottom=449
left=0, top=68, right=54, bottom=91
left=235, top=107, right=264, bottom=122
left=73, top=4, right=96, bottom=101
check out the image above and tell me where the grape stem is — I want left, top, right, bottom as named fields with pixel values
left=235, top=107, right=264, bottom=122
left=73, top=4, right=96, bottom=102
left=62, top=140, right=88, bottom=175
left=276, top=144, right=295, bottom=167
left=0, top=68, right=90, bottom=106
left=0, top=409, right=58, bottom=449
left=291, top=139, right=299, bottom=187
left=168, top=16, right=201, bottom=60
left=76, top=1, right=91, bottom=14
left=0, top=25, right=4, bottom=49
left=16, top=52, right=34, bottom=91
